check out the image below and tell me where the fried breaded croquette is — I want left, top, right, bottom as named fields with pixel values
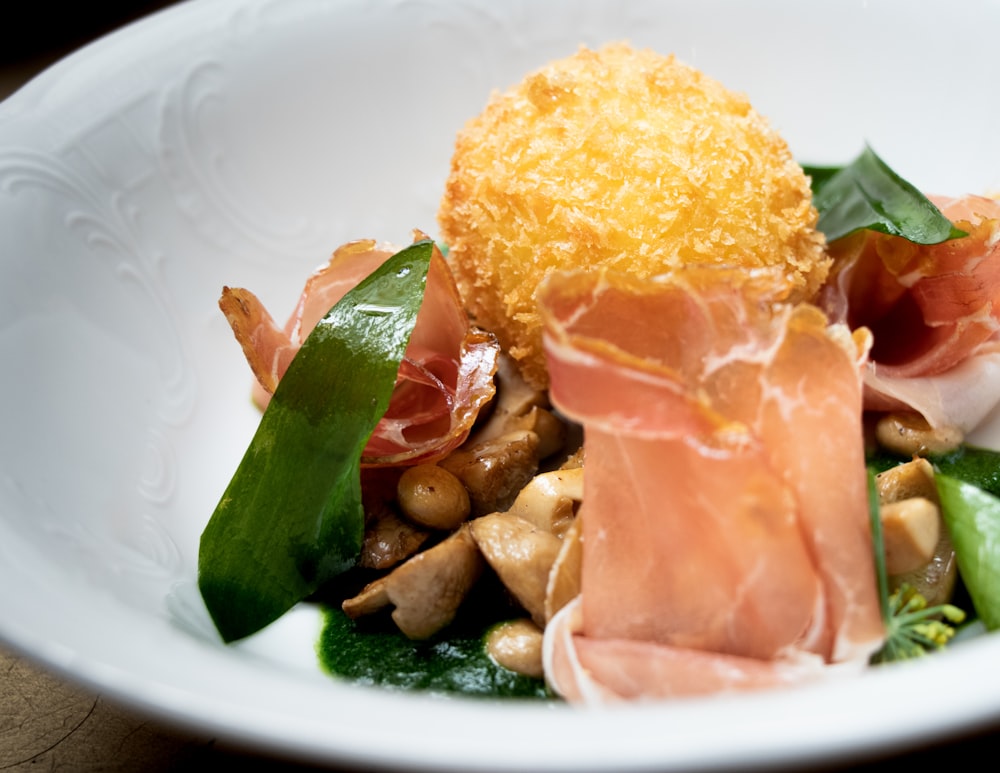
left=438, top=43, right=828, bottom=389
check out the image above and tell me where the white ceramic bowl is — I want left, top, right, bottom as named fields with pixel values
left=2, top=0, right=1000, bottom=770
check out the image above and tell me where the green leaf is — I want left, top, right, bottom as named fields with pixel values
left=803, top=145, right=966, bottom=244
left=199, top=240, right=434, bottom=642
left=936, top=474, right=1000, bottom=631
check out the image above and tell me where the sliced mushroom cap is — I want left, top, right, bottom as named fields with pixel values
left=506, top=467, right=583, bottom=537
left=340, top=574, right=392, bottom=619
left=875, top=457, right=938, bottom=505
left=508, top=406, right=567, bottom=460
left=359, top=467, right=429, bottom=569
left=469, top=513, right=562, bottom=627
left=342, top=526, right=484, bottom=640
left=468, top=354, right=549, bottom=443
left=545, top=516, right=583, bottom=623
left=359, top=506, right=430, bottom=570
left=440, top=430, right=541, bottom=516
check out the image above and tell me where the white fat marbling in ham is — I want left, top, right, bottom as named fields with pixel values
left=538, top=267, right=884, bottom=702
left=822, top=195, right=1000, bottom=431
left=219, top=236, right=499, bottom=466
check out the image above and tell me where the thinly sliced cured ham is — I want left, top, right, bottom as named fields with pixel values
left=219, top=236, right=500, bottom=466
left=537, top=267, right=884, bottom=702
left=544, top=598, right=833, bottom=702
left=822, top=195, right=1000, bottom=430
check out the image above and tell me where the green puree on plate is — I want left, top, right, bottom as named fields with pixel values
left=317, top=572, right=551, bottom=699
left=319, top=608, right=549, bottom=698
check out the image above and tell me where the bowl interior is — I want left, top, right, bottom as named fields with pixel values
left=2, top=0, right=1000, bottom=769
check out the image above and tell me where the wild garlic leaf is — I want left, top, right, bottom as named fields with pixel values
left=804, top=145, right=966, bottom=244
left=199, top=240, right=434, bottom=643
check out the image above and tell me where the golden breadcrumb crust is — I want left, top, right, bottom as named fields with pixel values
left=438, top=43, right=828, bottom=389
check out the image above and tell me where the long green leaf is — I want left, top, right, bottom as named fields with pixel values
left=199, top=240, right=434, bottom=642
left=866, top=469, right=891, bottom=627
left=936, top=474, right=1000, bottom=631
left=804, top=145, right=966, bottom=244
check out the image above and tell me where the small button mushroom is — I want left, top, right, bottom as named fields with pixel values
left=469, top=513, right=562, bottom=628
left=881, top=497, right=941, bottom=575
left=396, top=464, right=471, bottom=530
left=342, top=526, right=484, bottom=640
left=440, top=430, right=540, bottom=516
left=875, top=412, right=963, bottom=457
left=485, top=618, right=544, bottom=679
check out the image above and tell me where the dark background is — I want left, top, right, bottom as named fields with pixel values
left=0, top=1, right=180, bottom=100
left=0, top=1, right=179, bottom=63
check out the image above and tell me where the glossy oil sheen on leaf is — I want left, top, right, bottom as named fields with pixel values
left=804, top=145, right=966, bottom=244
left=936, top=474, right=1000, bottom=631
left=199, top=240, right=434, bottom=643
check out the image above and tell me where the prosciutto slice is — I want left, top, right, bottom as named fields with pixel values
left=219, top=236, right=500, bottom=466
left=822, top=194, right=1000, bottom=430
left=537, top=267, right=884, bottom=702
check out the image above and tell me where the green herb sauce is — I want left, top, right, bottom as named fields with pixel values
left=315, top=573, right=551, bottom=699
left=317, top=607, right=551, bottom=699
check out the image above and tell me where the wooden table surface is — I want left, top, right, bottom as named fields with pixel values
left=3, top=4, right=1000, bottom=771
